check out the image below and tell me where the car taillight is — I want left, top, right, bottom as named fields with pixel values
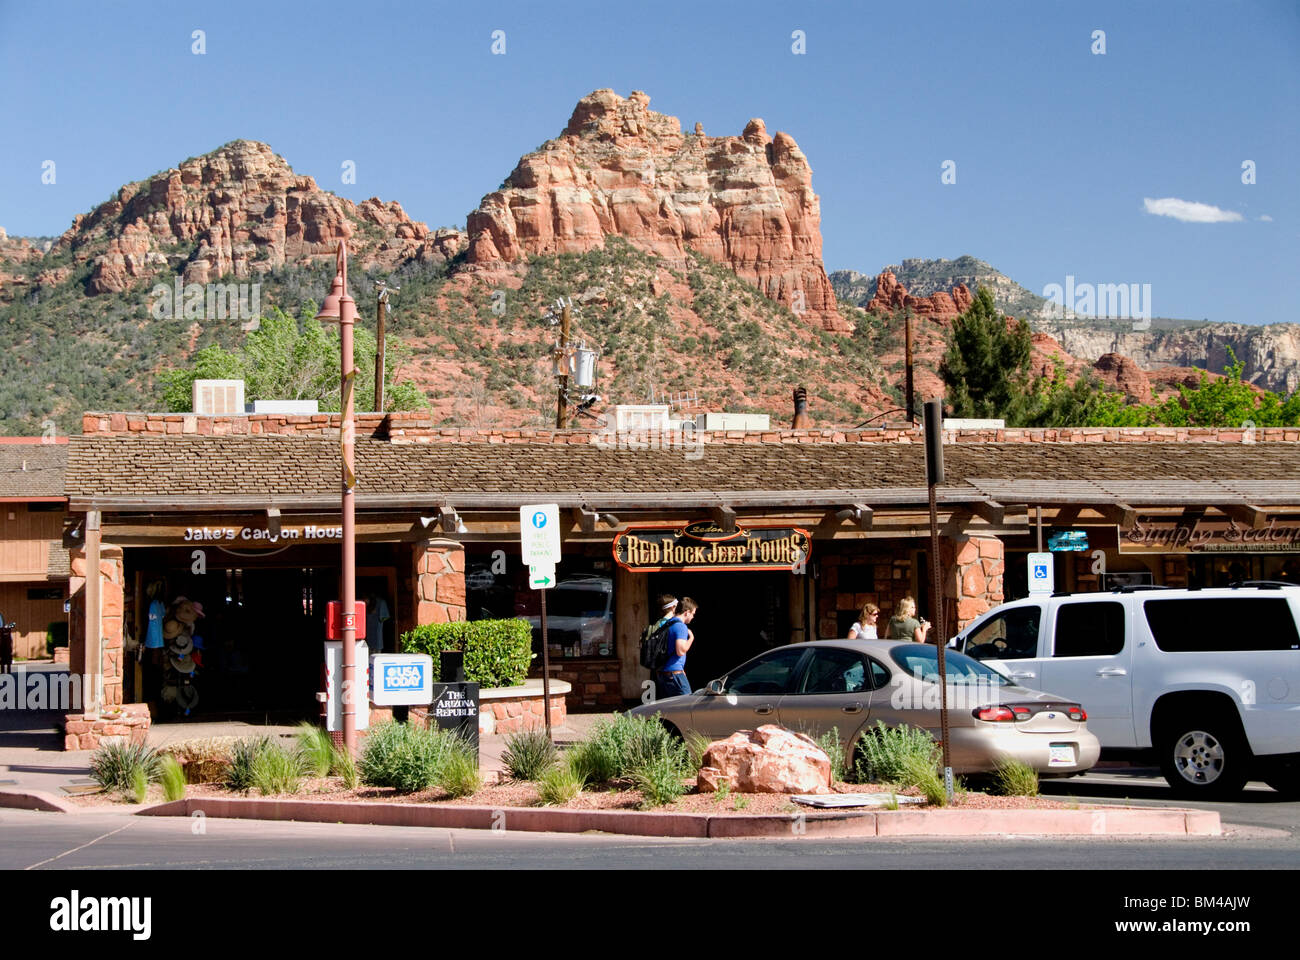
left=1011, top=705, right=1032, bottom=721
left=974, top=706, right=1015, bottom=722
left=1067, top=706, right=1086, bottom=722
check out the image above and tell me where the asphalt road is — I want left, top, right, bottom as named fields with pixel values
left=2, top=770, right=1295, bottom=870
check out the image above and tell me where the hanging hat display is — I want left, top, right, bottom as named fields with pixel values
left=169, top=652, right=197, bottom=675
left=160, top=684, right=178, bottom=703
left=176, top=683, right=200, bottom=712
left=169, top=635, right=194, bottom=657
left=163, top=619, right=184, bottom=640
left=175, top=600, right=200, bottom=624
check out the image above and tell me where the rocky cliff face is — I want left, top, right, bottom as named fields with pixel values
left=464, top=90, right=845, bottom=330
left=866, top=268, right=973, bottom=319
left=47, top=140, right=465, bottom=296
left=1038, top=321, right=1300, bottom=396
left=832, top=256, right=1047, bottom=321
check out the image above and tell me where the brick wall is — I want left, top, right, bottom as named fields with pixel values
left=80, top=412, right=1300, bottom=445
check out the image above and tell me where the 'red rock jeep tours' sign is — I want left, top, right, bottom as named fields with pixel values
left=613, top=521, right=812, bottom=572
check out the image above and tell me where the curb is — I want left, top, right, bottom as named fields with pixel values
left=0, top=789, right=80, bottom=814
left=137, top=797, right=1221, bottom=839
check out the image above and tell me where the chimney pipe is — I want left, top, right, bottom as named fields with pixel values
left=791, top=386, right=811, bottom=429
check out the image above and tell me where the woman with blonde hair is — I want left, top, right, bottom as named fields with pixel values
left=847, top=603, right=880, bottom=640
left=886, top=596, right=930, bottom=643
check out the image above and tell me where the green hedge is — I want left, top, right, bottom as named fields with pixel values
left=399, top=618, right=532, bottom=688
left=46, top=621, right=69, bottom=656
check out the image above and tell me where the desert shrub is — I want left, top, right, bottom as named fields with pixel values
left=622, top=717, right=688, bottom=779
left=157, top=736, right=240, bottom=784
left=816, top=727, right=848, bottom=783
left=683, top=730, right=712, bottom=773
left=225, top=736, right=275, bottom=792
left=250, top=742, right=303, bottom=796
left=89, top=741, right=161, bottom=794
left=855, top=721, right=939, bottom=785
left=629, top=752, right=688, bottom=809
left=334, top=746, right=360, bottom=790
left=129, top=766, right=148, bottom=804
left=359, top=722, right=466, bottom=793
left=502, top=730, right=558, bottom=781
left=898, top=752, right=948, bottom=806
left=566, top=714, right=686, bottom=783
left=158, top=756, right=186, bottom=802
left=538, top=763, right=586, bottom=805
left=435, top=735, right=482, bottom=798
left=992, top=758, right=1039, bottom=797
left=294, top=722, right=334, bottom=777
left=399, top=619, right=532, bottom=688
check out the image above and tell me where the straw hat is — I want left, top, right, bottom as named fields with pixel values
left=160, top=684, right=178, bottom=703
left=163, top=619, right=184, bottom=640
left=175, top=600, right=200, bottom=624
left=170, top=653, right=197, bottom=675
left=169, top=635, right=194, bottom=657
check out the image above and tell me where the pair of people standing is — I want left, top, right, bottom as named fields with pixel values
left=847, top=596, right=931, bottom=643
left=652, top=593, right=697, bottom=701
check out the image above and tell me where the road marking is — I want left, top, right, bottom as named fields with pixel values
left=25, top=822, right=134, bottom=870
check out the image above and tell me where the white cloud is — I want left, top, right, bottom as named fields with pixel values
left=1258, top=214, right=1274, bottom=222
left=1143, top=197, right=1243, bottom=223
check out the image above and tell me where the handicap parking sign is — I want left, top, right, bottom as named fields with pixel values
left=1028, top=552, right=1054, bottom=595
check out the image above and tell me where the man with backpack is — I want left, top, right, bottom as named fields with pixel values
left=655, top=596, right=697, bottom=701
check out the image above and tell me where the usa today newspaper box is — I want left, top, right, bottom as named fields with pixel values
left=370, top=654, right=478, bottom=761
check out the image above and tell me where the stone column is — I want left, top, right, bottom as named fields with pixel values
left=65, top=542, right=128, bottom=749
left=616, top=565, right=648, bottom=700
left=412, top=540, right=466, bottom=627
left=943, top=535, right=1005, bottom=635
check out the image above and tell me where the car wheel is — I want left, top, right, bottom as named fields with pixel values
left=1156, top=713, right=1251, bottom=799
left=1263, top=755, right=1300, bottom=799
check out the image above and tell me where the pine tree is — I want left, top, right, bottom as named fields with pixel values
left=939, top=286, right=1034, bottom=420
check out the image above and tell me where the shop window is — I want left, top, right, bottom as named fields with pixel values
left=27, top=502, right=63, bottom=512
left=27, top=587, right=64, bottom=600
left=1053, top=601, right=1124, bottom=657
left=837, top=564, right=875, bottom=593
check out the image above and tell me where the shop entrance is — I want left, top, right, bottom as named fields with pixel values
left=646, top=571, right=791, bottom=689
left=123, top=544, right=399, bottom=724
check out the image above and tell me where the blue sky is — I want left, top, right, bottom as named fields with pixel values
left=1, top=0, right=1296, bottom=324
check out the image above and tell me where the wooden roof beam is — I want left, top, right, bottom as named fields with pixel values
left=1220, top=504, right=1269, bottom=530
left=711, top=504, right=737, bottom=533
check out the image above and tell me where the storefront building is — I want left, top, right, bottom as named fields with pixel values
left=58, top=411, right=1300, bottom=748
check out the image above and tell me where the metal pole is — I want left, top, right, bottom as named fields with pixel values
left=374, top=288, right=387, bottom=413
left=339, top=245, right=358, bottom=757
left=555, top=304, right=571, bottom=429
left=540, top=589, right=552, bottom=739
left=1036, top=505, right=1043, bottom=553
left=923, top=399, right=952, bottom=801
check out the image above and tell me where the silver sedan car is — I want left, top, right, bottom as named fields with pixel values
left=628, top=639, right=1100, bottom=776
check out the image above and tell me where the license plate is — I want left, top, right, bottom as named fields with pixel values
left=1049, top=743, right=1075, bottom=766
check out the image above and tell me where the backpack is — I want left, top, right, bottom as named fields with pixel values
left=639, top=619, right=674, bottom=671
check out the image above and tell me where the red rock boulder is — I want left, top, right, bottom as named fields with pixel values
left=696, top=724, right=832, bottom=794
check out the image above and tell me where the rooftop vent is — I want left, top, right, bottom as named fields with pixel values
left=192, top=379, right=245, bottom=416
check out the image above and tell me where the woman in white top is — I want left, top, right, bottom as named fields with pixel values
left=847, top=603, right=880, bottom=640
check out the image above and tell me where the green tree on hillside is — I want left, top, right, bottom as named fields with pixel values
left=939, top=286, right=1034, bottom=420
left=158, top=304, right=428, bottom=412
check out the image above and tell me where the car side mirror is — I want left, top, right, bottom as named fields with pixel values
left=705, top=679, right=725, bottom=696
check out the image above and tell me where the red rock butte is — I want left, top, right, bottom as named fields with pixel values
left=465, top=89, right=846, bottom=330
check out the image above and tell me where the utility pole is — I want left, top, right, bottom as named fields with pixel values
left=555, top=302, right=571, bottom=429
left=373, top=281, right=396, bottom=413
left=904, top=308, right=915, bottom=423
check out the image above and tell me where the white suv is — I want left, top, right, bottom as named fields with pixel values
left=954, top=583, right=1300, bottom=798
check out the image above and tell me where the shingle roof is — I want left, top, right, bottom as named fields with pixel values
left=63, top=435, right=1300, bottom=510
left=0, top=443, right=67, bottom=498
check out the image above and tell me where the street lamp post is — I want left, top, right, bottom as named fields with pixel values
left=315, top=242, right=359, bottom=757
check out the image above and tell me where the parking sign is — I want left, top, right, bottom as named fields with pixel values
left=1028, top=552, right=1054, bottom=595
left=520, top=503, right=561, bottom=565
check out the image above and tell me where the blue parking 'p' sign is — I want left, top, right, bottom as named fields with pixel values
left=532, top=512, right=547, bottom=529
